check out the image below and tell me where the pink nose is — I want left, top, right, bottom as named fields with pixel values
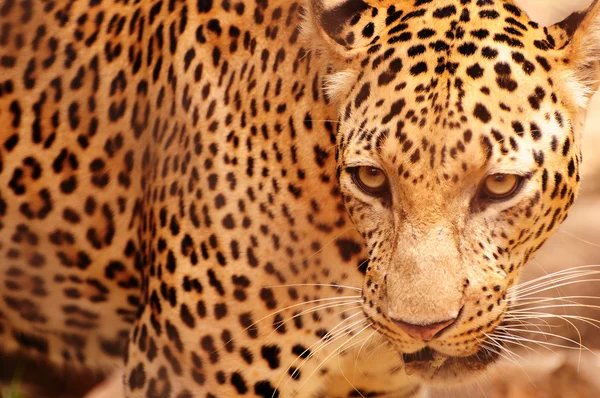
left=391, top=317, right=457, bottom=341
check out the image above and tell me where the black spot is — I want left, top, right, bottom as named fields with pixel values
left=180, top=304, right=195, bottom=328
left=335, top=239, right=362, bottom=262
left=568, top=159, right=576, bottom=177
left=128, top=363, right=146, bottom=391
left=410, top=148, right=421, bottom=163
left=457, top=42, right=477, bottom=56
left=512, top=121, right=524, bottom=136
left=254, top=381, right=280, bottom=398
left=418, top=28, right=435, bottom=39
left=259, top=288, right=277, bottom=309
left=382, top=99, right=406, bottom=124
left=410, top=62, right=427, bottom=76
left=481, top=47, right=498, bottom=59
left=292, top=344, right=311, bottom=358
left=362, top=22, right=375, bottom=38
left=433, top=5, right=456, bottom=18
left=466, top=63, right=484, bottom=79
left=473, top=103, right=491, bottom=123
left=530, top=122, right=542, bottom=140
left=166, top=250, right=177, bottom=273
left=207, top=269, right=225, bottom=295
left=471, top=29, right=489, bottom=39
left=222, top=214, right=235, bottom=229
left=407, top=44, right=426, bottom=57
left=261, top=345, right=281, bottom=369
left=503, top=3, right=522, bottom=16
left=240, top=313, right=258, bottom=338
left=535, top=55, right=551, bottom=71
left=319, top=0, right=369, bottom=39
left=4, top=134, right=19, bottom=151
left=542, top=169, right=548, bottom=192
left=214, top=303, right=228, bottom=319
left=562, top=138, right=571, bottom=156
left=231, top=372, right=248, bottom=394
left=480, top=136, right=494, bottom=160
left=479, top=10, right=499, bottom=19
left=355, top=83, right=371, bottom=108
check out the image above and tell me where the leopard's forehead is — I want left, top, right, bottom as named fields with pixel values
left=331, top=0, right=573, bottom=181
left=324, top=0, right=565, bottom=53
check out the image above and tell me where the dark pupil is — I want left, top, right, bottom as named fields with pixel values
left=494, top=175, right=505, bottom=182
left=369, top=168, right=380, bottom=176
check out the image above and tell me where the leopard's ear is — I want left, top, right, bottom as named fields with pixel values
left=307, top=0, right=392, bottom=55
left=553, top=0, right=600, bottom=107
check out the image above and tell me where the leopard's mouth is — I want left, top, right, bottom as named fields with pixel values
left=401, top=345, right=500, bottom=383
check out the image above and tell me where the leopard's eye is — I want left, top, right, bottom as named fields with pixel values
left=352, top=167, right=389, bottom=195
left=481, top=174, right=522, bottom=200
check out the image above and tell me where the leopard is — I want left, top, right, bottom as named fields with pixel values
left=1, top=0, right=599, bottom=397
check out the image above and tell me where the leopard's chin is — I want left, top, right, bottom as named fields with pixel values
left=400, top=346, right=500, bottom=385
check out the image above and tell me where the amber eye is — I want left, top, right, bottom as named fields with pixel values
left=352, top=167, right=389, bottom=195
left=481, top=174, right=523, bottom=200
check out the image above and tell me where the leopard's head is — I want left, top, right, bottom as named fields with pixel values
left=307, top=0, right=600, bottom=382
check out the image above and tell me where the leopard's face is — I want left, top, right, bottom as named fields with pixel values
left=308, top=0, right=596, bottom=382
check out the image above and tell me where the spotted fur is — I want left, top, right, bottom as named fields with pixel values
left=1, top=0, right=599, bottom=397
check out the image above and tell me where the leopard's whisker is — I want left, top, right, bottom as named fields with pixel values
left=508, top=275, right=598, bottom=300
left=302, top=226, right=354, bottom=263
left=487, top=334, right=559, bottom=356
left=505, top=312, right=600, bottom=329
left=248, top=295, right=361, bottom=328
left=557, top=229, right=600, bottom=249
left=276, top=319, right=369, bottom=396
left=509, top=303, right=600, bottom=313
left=505, top=310, right=600, bottom=361
left=311, top=318, right=371, bottom=363
left=326, top=328, right=381, bottom=398
left=364, top=335, right=391, bottom=361
left=490, top=332, right=595, bottom=356
left=337, top=348, right=365, bottom=398
left=508, top=295, right=600, bottom=305
left=498, top=327, right=586, bottom=349
left=274, top=313, right=367, bottom=393
left=337, top=330, right=384, bottom=395
left=223, top=296, right=362, bottom=355
left=266, top=301, right=363, bottom=339
left=508, top=266, right=600, bottom=289
left=505, top=308, right=586, bottom=360
left=508, top=267, right=600, bottom=293
left=504, top=313, right=555, bottom=333
left=352, top=327, right=379, bottom=380
left=476, top=339, right=520, bottom=367
left=477, top=338, right=537, bottom=386
left=480, top=339, right=515, bottom=364
left=484, top=332, right=529, bottom=361
left=497, top=322, right=561, bottom=330
left=485, top=331, right=537, bottom=355
left=266, top=283, right=362, bottom=292
left=506, top=296, right=600, bottom=325
left=294, top=323, right=372, bottom=395
left=510, top=278, right=600, bottom=298
left=510, top=271, right=600, bottom=293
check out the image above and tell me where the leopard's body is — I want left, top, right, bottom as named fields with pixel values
left=0, top=0, right=598, bottom=397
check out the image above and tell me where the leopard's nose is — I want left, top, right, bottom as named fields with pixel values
left=391, top=316, right=458, bottom=342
